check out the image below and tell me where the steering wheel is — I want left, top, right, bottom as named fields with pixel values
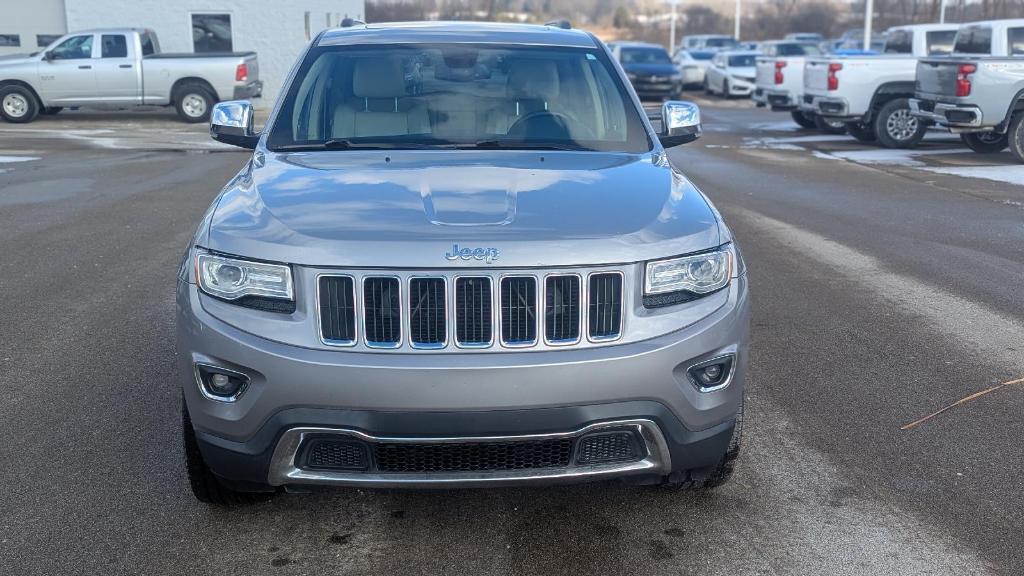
left=507, top=110, right=594, bottom=141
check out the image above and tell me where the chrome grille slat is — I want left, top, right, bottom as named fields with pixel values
left=500, top=276, right=537, bottom=346
left=363, top=277, right=401, bottom=347
left=455, top=277, right=493, bottom=347
left=409, top=277, right=446, bottom=348
left=588, top=272, right=623, bottom=341
left=544, top=275, right=581, bottom=345
left=318, top=275, right=356, bottom=345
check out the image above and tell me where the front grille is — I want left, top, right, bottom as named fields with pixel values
left=455, top=277, right=492, bottom=346
left=374, top=439, right=573, bottom=473
left=364, top=277, right=401, bottom=346
left=304, top=439, right=369, bottom=471
left=318, top=276, right=356, bottom=344
left=545, top=275, right=580, bottom=343
left=409, top=278, right=446, bottom=347
left=588, top=273, right=623, bottom=340
left=500, top=276, right=537, bottom=346
left=577, top=432, right=641, bottom=464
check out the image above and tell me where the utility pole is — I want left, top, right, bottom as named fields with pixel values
left=734, top=0, right=741, bottom=40
left=939, top=0, right=948, bottom=23
left=669, top=0, right=678, bottom=55
left=863, top=0, right=874, bottom=51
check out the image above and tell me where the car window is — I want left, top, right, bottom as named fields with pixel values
left=706, top=38, right=738, bottom=49
left=884, top=30, right=913, bottom=54
left=101, top=35, right=128, bottom=58
left=1010, top=27, right=1024, bottom=56
left=954, top=26, right=992, bottom=54
left=728, top=55, right=756, bottom=67
left=620, top=47, right=672, bottom=65
left=268, top=44, right=651, bottom=153
left=690, top=51, right=714, bottom=61
left=926, top=30, right=957, bottom=55
left=140, top=32, right=158, bottom=56
left=50, top=35, right=94, bottom=60
left=778, top=43, right=821, bottom=56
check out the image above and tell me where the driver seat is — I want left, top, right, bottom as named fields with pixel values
left=487, top=60, right=561, bottom=135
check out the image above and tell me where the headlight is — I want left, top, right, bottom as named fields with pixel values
left=644, top=245, right=733, bottom=296
left=196, top=252, right=293, bottom=302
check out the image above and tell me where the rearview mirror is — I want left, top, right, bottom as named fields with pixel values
left=210, top=100, right=259, bottom=149
left=657, top=101, right=701, bottom=148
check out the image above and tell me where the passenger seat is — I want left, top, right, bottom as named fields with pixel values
left=333, top=58, right=430, bottom=138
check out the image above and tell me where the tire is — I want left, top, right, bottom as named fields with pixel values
left=873, top=98, right=926, bottom=149
left=814, top=114, right=847, bottom=135
left=790, top=110, right=817, bottom=129
left=662, top=399, right=744, bottom=490
left=722, top=79, right=731, bottom=99
left=846, top=121, right=878, bottom=143
left=703, top=78, right=712, bottom=96
left=183, top=403, right=273, bottom=505
left=0, top=85, right=39, bottom=123
left=174, top=84, right=215, bottom=123
left=40, top=106, right=63, bottom=115
left=1010, top=113, right=1024, bottom=164
left=960, top=132, right=1008, bottom=154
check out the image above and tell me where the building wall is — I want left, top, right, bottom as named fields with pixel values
left=64, top=0, right=364, bottom=103
left=0, top=0, right=67, bottom=56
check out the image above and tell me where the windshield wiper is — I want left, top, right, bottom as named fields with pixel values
left=273, top=139, right=427, bottom=152
left=464, top=140, right=592, bottom=151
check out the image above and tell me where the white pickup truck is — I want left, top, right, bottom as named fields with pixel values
left=911, top=19, right=1024, bottom=161
left=752, top=41, right=831, bottom=130
left=801, top=23, right=959, bottom=147
left=0, top=28, right=261, bottom=123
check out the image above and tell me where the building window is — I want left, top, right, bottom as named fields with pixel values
left=37, top=35, right=62, bottom=48
left=0, top=35, right=20, bottom=47
left=192, top=14, right=232, bottom=53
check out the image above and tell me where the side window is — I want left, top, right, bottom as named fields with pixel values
left=954, top=26, right=992, bottom=54
left=1010, top=28, right=1024, bottom=56
left=50, top=35, right=94, bottom=60
left=192, top=13, right=233, bottom=53
left=140, top=33, right=156, bottom=56
left=884, top=30, right=912, bottom=54
left=926, top=30, right=957, bottom=55
left=101, top=35, right=128, bottom=58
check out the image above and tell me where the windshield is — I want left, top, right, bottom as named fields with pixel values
left=706, top=38, right=739, bottom=48
left=621, top=47, right=672, bottom=64
left=728, top=55, right=756, bottom=67
left=690, top=51, right=715, bottom=61
left=267, top=44, right=650, bottom=153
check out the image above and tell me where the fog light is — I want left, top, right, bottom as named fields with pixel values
left=195, top=364, right=250, bottom=401
left=686, top=355, right=735, bottom=392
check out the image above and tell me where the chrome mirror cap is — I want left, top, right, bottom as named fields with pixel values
left=659, top=101, right=701, bottom=147
left=210, top=100, right=258, bottom=149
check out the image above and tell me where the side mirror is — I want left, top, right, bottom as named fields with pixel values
left=210, top=100, right=259, bottom=149
left=43, top=51, right=54, bottom=62
left=657, top=101, right=701, bottom=148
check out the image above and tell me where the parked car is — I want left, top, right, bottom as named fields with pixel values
left=801, top=23, right=960, bottom=147
left=673, top=49, right=713, bottom=89
left=785, top=33, right=824, bottom=43
left=752, top=41, right=825, bottom=128
left=681, top=34, right=740, bottom=51
left=609, top=42, right=683, bottom=100
left=911, top=19, right=1024, bottom=160
left=705, top=50, right=759, bottom=98
left=180, top=21, right=749, bottom=504
left=0, top=28, right=261, bottom=123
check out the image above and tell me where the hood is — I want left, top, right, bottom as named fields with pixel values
left=623, top=62, right=678, bottom=77
left=0, top=54, right=34, bottom=65
left=204, top=150, right=720, bottom=268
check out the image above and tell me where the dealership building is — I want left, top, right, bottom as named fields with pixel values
left=1, top=0, right=366, bottom=102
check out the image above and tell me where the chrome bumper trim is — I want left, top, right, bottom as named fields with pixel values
left=267, top=418, right=672, bottom=488
left=909, top=99, right=983, bottom=128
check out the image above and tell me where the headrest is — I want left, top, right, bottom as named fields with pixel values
left=353, top=58, right=406, bottom=99
left=507, top=60, right=559, bottom=100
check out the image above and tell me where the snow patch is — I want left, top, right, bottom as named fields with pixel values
left=0, top=156, right=40, bottom=163
left=827, top=148, right=966, bottom=167
left=921, top=165, right=1024, bottom=186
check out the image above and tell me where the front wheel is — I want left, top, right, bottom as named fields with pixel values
left=183, top=404, right=274, bottom=505
left=961, top=132, right=1008, bottom=154
left=814, top=114, right=847, bottom=135
left=790, top=110, right=817, bottom=129
left=1009, top=114, right=1024, bottom=164
left=0, top=85, right=39, bottom=123
left=874, top=98, right=926, bottom=149
left=662, top=400, right=743, bottom=490
left=846, top=121, right=877, bottom=143
left=174, top=84, right=215, bottom=123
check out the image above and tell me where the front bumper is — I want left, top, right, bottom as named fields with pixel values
left=630, top=78, right=681, bottom=100
left=763, top=89, right=797, bottom=110
left=177, top=275, right=749, bottom=488
left=726, top=78, right=755, bottom=97
left=909, top=98, right=984, bottom=131
left=801, top=94, right=855, bottom=120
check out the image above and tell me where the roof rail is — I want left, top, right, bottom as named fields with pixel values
left=545, top=19, right=572, bottom=30
left=340, top=18, right=366, bottom=28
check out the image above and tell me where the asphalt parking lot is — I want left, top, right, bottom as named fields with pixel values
left=1, top=100, right=1022, bottom=575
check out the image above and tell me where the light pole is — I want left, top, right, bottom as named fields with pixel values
left=734, top=0, right=741, bottom=40
left=669, top=0, right=679, bottom=55
left=939, top=0, right=948, bottom=23
left=863, top=0, right=874, bottom=51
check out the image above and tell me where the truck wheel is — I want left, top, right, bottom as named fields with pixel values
left=814, top=114, right=847, bottom=135
left=183, top=404, right=273, bottom=505
left=0, top=85, right=39, bottom=123
left=662, top=399, right=743, bottom=490
left=1010, top=114, right=1024, bottom=164
left=961, top=132, right=1008, bottom=154
left=174, top=84, right=215, bottom=123
left=846, top=121, right=877, bottom=143
left=874, top=98, right=926, bottom=149
left=39, top=106, right=63, bottom=116
left=790, top=110, right=817, bottom=129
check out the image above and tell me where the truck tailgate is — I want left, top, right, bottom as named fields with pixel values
left=916, top=59, right=962, bottom=96
left=804, top=59, right=831, bottom=93
left=244, top=53, right=260, bottom=83
left=755, top=58, right=775, bottom=88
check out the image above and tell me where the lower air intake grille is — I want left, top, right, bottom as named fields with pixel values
left=455, top=277, right=492, bottom=346
left=374, top=439, right=573, bottom=473
left=409, top=278, right=446, bottom=347
left=576, top=432, right=641, bottom=464
left=304, top=439, right=369, bottom=471
left=545, top=275, right=580, bottom=343
left=500, top=276, right=537, bottom=345
left=319, top=276, right=357, bottom=344
left=588, top=273, right=623, bottom=340
left=364, top=277, right=401, bottom=346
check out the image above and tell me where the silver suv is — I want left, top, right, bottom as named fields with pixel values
left=178, top=21, right=750, bottom=504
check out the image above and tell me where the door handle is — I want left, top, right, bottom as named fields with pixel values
left=78, top=65, right=92, bottom=69
left=119, top=64, right=132, bottom=69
